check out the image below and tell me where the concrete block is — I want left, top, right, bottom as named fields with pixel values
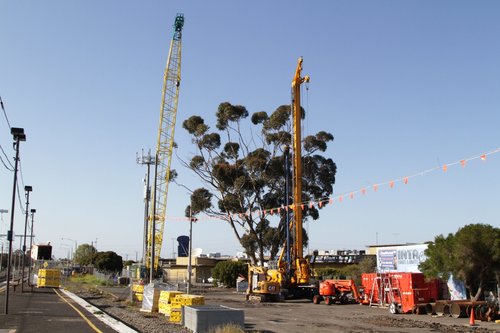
left=183, top=305, right=244, bottom=333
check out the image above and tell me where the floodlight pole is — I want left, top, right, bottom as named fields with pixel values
left=21, top=186, right=32, bottom=293
left=27, top=209, right=36, bottom=287
left=0, top=209, right=8, bottom=271
left=149, top=154, right=158, bottom=283
left=187, top=208, right=193, bottom=294
left=61, top=238, right=78, bottom=266
left=136, top=150, right=155, bottom=265
left=5, top=127, right=26, bottom=315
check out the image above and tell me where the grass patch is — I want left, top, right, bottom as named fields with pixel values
left=62, top=274, right=113, bottom=293
left=209, top=323, right=244, bottom=333
left=70, top=275, right=108, bottom=285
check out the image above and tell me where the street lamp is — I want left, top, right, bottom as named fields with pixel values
left=21, top=185, right=32, bottom=293
left=0, top=209, right=8, bottom=271
left=27, top=209, right=36, bottom=287
left=5, top=127, right=26, bottom=315
left=61, top=238, right=78, bottom=266
left=187, top=207, right=197, bottom=294
left=60, top=244, right=73, bottom=261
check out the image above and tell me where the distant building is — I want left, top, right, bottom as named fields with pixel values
left=160, top=256, right=249, bottom=283
left=312, top=249, right=374, bottom=272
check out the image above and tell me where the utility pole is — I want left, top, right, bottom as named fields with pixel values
left=136, top=150, right=155, bottom=265
left=90, top=238, right=98, bottom=267
left=62, top=238, right=78, bottom=267
left=149, top=154, right=159, bottom=283
left=28, top=209, right=35, bottom=286
left=187, top=207, right=197, bottom=294
left=5, top=127, right=26, bottom=315
left=0, top=209, right=8, bottom=271
left=21, top=185, right=32, bottom=293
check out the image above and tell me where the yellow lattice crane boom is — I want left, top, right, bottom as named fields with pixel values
left=147, top=13, right=184, bottom=275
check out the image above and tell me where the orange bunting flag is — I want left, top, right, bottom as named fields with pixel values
left=361, top=188, right=366, bottom=195
left=443, top=164, right=447, bottom=172
left=460, top=159, right=466, bottom=167
left=481, top=154, right=486, bottom=161
left=373, top=184, right=378, bottom=192
left=318, top=201, right=323, bottom=207
left=349, top=192, right=354, bottom=199
left=389, top=181, right=395, bottom=188
left=403, top=177, right=409, bottom=184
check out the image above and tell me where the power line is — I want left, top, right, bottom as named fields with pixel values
left=18, top=159, right=26, bottom=189
left=0, top=96, right=15, bottom=171
left=16, top=181, right=25, bottom=215
left=0, top=145, right=14, bottom=171
left=0, top=96, right=12, bottom=129
left=0, top=154, right=13, bottom=171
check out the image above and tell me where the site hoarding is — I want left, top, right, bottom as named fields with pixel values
left=376, top=243, right=428, bottom=273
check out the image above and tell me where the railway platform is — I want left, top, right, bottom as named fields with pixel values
left=0, top=281, right=133, bottom=333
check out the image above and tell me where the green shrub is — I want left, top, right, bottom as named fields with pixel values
left=211, top=261, right=247, bottom=288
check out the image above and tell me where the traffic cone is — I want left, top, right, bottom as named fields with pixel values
left=469, top=306, right=477, bottom=326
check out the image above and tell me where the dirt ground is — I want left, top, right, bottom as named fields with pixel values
left=202, top=289, right=500, bottom=333
left=83, top=285, right=500, bottom=333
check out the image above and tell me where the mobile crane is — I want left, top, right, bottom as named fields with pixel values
left=247, top=57, right=316, bottom=301
left=146, top=13, right=184, bottom=279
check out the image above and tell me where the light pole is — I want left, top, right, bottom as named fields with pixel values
left=21, top=185, right=32, bottom=293
left=137, top=150, right=155, bottom=264
left=60, top=244, right=73, bottom=261
left=28, top=209, right=35, bottom=286
left=61, top=238, right=78, bottom=266
left=149, top=154, right=158, bottom=283
left=0, top=209, right=8, bottom=271
left=5, top=127, right=26, bottom=315
left=187, top=207, right=197, bottom=294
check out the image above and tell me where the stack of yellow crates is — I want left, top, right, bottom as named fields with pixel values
left=168, top=294, right=205, bottom=323
left=169, top=308, right=182, bottom=323
left=158, top=291, right=184, bottom=316
left=131, top=283, right=144, bottom=302
left=37, top=269, right=61, bottom=288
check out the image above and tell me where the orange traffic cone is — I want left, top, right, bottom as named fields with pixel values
left=469, top=307, right=477, bottom=326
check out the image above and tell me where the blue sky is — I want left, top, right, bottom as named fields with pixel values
left=1, top=1, right=499, bottom=260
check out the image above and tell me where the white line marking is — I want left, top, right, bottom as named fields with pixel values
left=60, top=289, right=138, bottom=333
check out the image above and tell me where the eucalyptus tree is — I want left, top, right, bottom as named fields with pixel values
left=182, top=102, right=336, bottom=264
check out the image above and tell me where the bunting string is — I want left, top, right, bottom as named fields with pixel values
left=164, top=148, right=499, bottom=222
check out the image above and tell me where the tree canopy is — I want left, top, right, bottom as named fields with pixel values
left=74, top=244, right=97, bottom=266
left=94, top=251, right=123, bottom=273
left=211, top=260, right=247, bottom=288
left=182, top=102, right=336, bottom=264
left=419, top=223, right=500, bottom=301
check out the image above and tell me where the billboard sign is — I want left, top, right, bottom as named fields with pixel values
left=376, top=243, right=428, bottom=273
